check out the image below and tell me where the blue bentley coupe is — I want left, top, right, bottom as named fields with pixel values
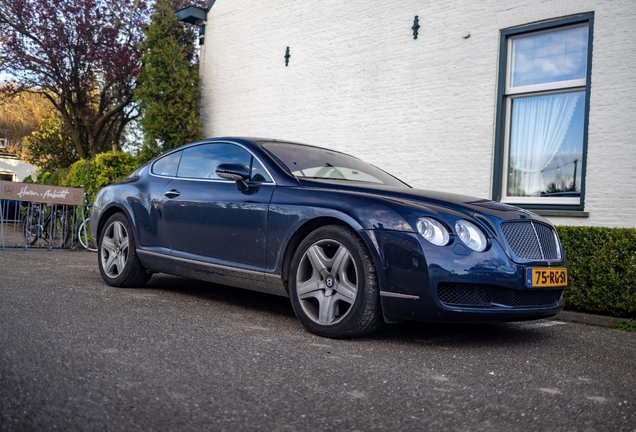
left=91, top=138, right=567, bottom=338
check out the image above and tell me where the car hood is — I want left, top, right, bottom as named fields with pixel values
left=297, top=179, right=550, bottom=226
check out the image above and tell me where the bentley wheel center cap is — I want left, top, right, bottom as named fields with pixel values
left=325, top=276, right=335, bottom=288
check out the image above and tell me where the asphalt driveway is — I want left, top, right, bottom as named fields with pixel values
left=0, top=250, right=634, bottom=431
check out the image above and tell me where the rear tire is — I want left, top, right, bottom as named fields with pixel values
left=98, top=213, right=151, bottom=287
left=289, top=225, right=383, bottom=338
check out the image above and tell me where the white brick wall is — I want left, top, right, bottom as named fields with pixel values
left=199, top=0, right=636, bottom=228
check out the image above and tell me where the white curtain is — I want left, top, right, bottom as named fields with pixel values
left=508, top=93, right=579, bottom=196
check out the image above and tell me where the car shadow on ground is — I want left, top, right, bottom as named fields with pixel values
left=140, top=273, right=554, bottom=348
left=143, top=273, right=297, bottom=318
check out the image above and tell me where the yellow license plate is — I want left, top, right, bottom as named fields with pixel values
left=526, top=268, right=568, bottom=287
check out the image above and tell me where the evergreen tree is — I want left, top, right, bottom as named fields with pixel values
left=135, top=0, right=203, bottom=162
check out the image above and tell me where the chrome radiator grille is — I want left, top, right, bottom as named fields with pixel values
left=500, top=221, right=561, bottom=261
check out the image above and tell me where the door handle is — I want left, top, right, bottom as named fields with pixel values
left=164, top=189, right=180, bottom=198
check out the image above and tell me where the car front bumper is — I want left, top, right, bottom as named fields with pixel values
left=363, top=230, right=566, bottom=323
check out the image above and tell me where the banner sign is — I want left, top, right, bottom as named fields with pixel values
left=0, top=181, right=84, bottom=206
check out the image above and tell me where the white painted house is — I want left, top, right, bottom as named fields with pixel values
left=177, top=0, right=636, bottom=228
left=0, top=147, right=36, bottom=182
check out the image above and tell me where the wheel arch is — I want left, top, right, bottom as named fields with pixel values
left=284, top=220, right=385, bottom=337
left=96, top=205, right=132, bottom=246
left=279, top=216, right=383, bottom=295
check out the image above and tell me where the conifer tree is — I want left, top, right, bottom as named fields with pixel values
left=135, top=0, right=203, bottom=161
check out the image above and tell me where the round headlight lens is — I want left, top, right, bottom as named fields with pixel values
left=455, top=220, right=487, bottom=252
left=416, top=217, right=450, bottom=246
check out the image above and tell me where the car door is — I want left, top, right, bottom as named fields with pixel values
left=161, top=143, right=274, bottom=271
left=135, top=150, right=184, bottom=254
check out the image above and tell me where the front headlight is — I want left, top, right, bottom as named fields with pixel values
left=416, top=217, right=450, bottom=246
left=455, top=220, right=487, bottom=252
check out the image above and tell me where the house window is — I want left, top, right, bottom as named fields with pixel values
left=494, top=15, right=593, bottom=209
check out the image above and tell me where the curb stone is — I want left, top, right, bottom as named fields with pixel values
left=551, top=310, right=619, bottom=327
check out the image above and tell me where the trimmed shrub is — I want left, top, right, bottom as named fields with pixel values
left=91, top=151, right=138, bottom=195
left=64, top=151, right=138, bottom=201
left=557, top=226, right=636, bottom=318
left=35, top=171, right=52, bottom=185
left=65, top=159, right=92, bottom=190
left=47, top=168, right=69, bottom=186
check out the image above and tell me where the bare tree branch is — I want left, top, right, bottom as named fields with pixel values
left=0, top=0, right=149, bottom=159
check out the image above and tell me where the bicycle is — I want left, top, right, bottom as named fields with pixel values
left=22, top=202, right=71, bottom=248
left=71, top=190, right=97, bottom=252
left=76, top=203, right=96, bottom=251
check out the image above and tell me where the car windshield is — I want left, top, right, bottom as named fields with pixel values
left=262, top=142, right=408, bottom=187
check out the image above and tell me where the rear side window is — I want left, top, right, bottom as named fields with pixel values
left=151, top=151, right=182, bottom=177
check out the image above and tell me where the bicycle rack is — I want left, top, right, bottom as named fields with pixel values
left=0, top=182, right=87, bottom=251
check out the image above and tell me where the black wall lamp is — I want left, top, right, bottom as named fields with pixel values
left=175, top=6, right=208, bottom=44
left=412, top=16, right=420, bottom=39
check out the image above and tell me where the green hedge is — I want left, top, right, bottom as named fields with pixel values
left=24, top=151, right=138, bottom=203
left=557, top=226, right=636, bottom=318
left=64, top=151, right=138, bottom=202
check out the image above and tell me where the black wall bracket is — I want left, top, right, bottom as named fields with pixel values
left=285, top=47, right=290, bottom=66
left=412, top=16, right=420, bottom=39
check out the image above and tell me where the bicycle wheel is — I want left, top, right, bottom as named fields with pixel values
left=22, top=205, right=41, bottom=246
left=78, top=218, right=97, bottom=251
left=49, top=207, right=70, bottom=248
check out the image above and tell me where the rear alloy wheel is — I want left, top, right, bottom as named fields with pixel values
left=98, top=213, right=151, bottom=287
left=289, top=225, right=382, bottom=338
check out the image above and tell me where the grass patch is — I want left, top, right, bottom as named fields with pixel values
left=607, top=320, right=636, bottom=332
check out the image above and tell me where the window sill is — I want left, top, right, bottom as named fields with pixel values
left=533, top=209, right=589, bottom=218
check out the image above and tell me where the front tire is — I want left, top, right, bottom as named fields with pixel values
left=289, top=225, right=382, bottom=338
left=98, top=213, right=151, bottom=287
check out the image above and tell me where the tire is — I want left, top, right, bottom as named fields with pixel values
left=98, top=212, right=151, bottom=287
left=289, top=225, right=383, bottom=338
left=49, top=207, right=70, bottom=248
left=22, top=211, right=40, bottom=246
left=78, top=219, right=97, bottom=251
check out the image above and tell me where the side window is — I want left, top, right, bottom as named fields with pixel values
left=494, top=16, right=592, bottom=209
left=177, top=143, right=252, bottom=180
left=151, top=151, right=182, bottom=177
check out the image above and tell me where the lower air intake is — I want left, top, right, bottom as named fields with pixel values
left=437, top=283, right=493, bottom=307
left=512, top=290, right=563, bottom=308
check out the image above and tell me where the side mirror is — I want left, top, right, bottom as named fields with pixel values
left=215, top=163, right=251, bottom=191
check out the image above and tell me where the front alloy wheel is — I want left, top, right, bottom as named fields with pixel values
left=289, top=225, right=382, bottom=338
left=98, top=213, right=151, bottom=287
